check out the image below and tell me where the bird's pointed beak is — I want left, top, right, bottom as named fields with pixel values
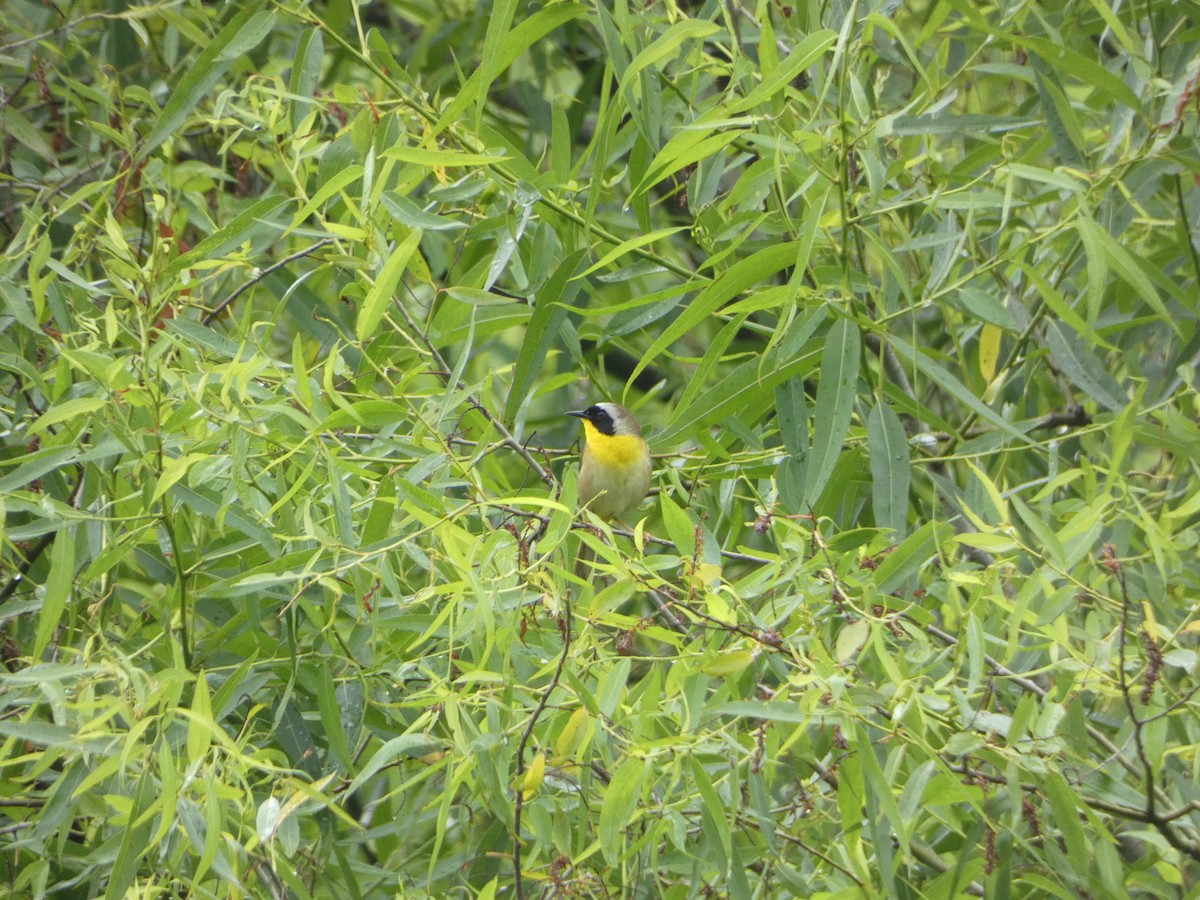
left=566, top=410, right=588, bottom=420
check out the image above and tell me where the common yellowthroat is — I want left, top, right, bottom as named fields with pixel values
left=567, top=403, right=652, bottom=521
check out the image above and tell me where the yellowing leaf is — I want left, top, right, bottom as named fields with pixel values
left=702, top=647, right=756, bottom=676
left=979, top=322, right=1001, bottom=381
left=522, top=752, right=545, bottom=800
left=836, top=619, right=870, bottom=663
left=555, top=708, right=589, bottom=760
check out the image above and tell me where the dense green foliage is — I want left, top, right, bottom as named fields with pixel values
left=3, top=0, right=1200, bottom=896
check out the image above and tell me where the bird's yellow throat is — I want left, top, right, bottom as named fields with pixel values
left=582, top=419, right=647, bottom=466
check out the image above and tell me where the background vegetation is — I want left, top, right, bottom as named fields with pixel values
left=3, top=0, right=1200, bottom=896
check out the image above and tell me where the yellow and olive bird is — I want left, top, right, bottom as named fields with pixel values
left=567, top=403, right=652, bottom=521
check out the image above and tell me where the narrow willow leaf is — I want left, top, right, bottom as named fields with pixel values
left=1020, top=37, right=1139, bottom=110
left=658, top=347, right=819, bottom=447
left=805, top=317, right=860, bottom=506
left=631, top=131, right=744, bottom=199
left=867, top=402, right=909, bottom=538
left=887, top=334, right=1036, bottom=446
left=506, top=250, right=586, bottom=424
left=257, top=796, right=282, bottom=844
left=317, top=664, right=352, bottom=769
left=346, top=735, right=441, bottom=798
left=632, top=241, right=802, bottom=386
left=1043, top=773, right=1090, bottom=874
left=104, top=771, right=153, bottom=900
left=691, top=758, right=731, bottom=871
left=774, top=377, right=808, bottom=458
left=889, top=114, right=1040, bottom=136
left=431, top=4, right=586, bottom=139
left=33, top=528, right=75, bottom=658
left=473, top=0, right=520, bottom=129
left=289, top=27, right=324, bottom=131
left=361, top=476, right=396, bottom=548
left=380, top=193, right=466, bottom=231
left=855, top=721, right=908, bottom=844
left=29, top=398, right=106, bottom=435
left=659, top=494, right=695, bottom=558
left=165, top=195, right=291, bottom=275
left=381, top=147, right=511, bottom=167
left=187, top=673, right=213, bottom=763
left=152, top=452, right=208, bottom=503
left=600, top=756, right=646, bottom=864
left=290, top=165, right=365, bottom=228
left=1010, top=494, right=1065, bottom=570
left=574, top=227, right=688, bottom=280
left=357, top=228, right=423, bottom=341
left=140, top=7, right=274, bottom=158
left=1044, top=320, right=1126, bottom=411
left=978, top=322, right=1001, bottom=381
left=1033, top=64, right=1086, bottom=166
left=173, top=485, right=279, bottom=554
left=2, top=107, right=55, bottom=160
left=621, top=20, right=721, bottom=95
left=1077, top=217, right=1179, bottom=335
left=727, top=30, right=837, bottom=114
left=836, top=618, right=870, bottom=662
left=957, top=288, right=1017, bottom=330
left=873, top=521, right=953, bottom=594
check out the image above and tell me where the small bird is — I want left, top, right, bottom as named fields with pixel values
left=567, top=402, right=653, bottom=521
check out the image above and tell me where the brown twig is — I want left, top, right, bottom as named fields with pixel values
left=202, top=238, right=333, bottom=325
left=512, top=598, right=572, bottom=898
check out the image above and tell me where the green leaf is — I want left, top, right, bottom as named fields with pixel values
left=33, top=527, right=76, bottom=659
left=574, top=227, right=688, bottom=279
left=140, top=6, right=274, bottom=158
left=431, top=4, right=586, bottom=138
left=631, top=130, right=744, bottom=200
left=187, top=672, right=213, bottom=762
left=889, top=114, right=1041, bottom=136
left=1032, top=63, right=1086, bottom=166
left=775, top=377, right=808, bottom=458
left=600, top=756, right=646, bottom=865
left=346, top=735, right=443, bottom=798
left=621, top=19, right=722, bottom=95
left=165, top=195, right=291, bottom=275
left=691, top=758, right=731, bottom=871
left=660, top=493, right=696, bottom=558
left=1076, top=216, right=1180, bottom=335
left=28, top=397, right=106, bottom=435
left=805, top=317, right=860, bottom=506
left=1043, top=772, right=1089, bottom=875
left=317, top=664, right=352, bottom=769
left=1044, top=320, right=1126, bottom=412
left=380, top=193, right=467, bottom=231
left=152, top=452, right=208, bottom=503
left=632, top=241, right=803, bottom=386
left=872, top=521, right=953, bottom=594
left=887, top=334, right=1037, bottom=446
left=1019, top=37, right=1140, bottom=110
left=727, top=30, right=837, bottom=114
left=658, top=346, right=820, bottom=447
left=505, top=250, right=587, bottom=423
left=291, top=165, right=365, bottom=228
left=867, top=402, right=910, bottom=537
left=1, top=106, right=55, bottom=161
left=836, top=618, right=870, bottom=662
left=289, top=27, right=325, bottom=130
left=357, top=228, right=423, bottom=341
left=381, top=147, right=511, bottom=167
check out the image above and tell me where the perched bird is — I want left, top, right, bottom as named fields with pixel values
left=567, top=402, right=652, bottom=521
